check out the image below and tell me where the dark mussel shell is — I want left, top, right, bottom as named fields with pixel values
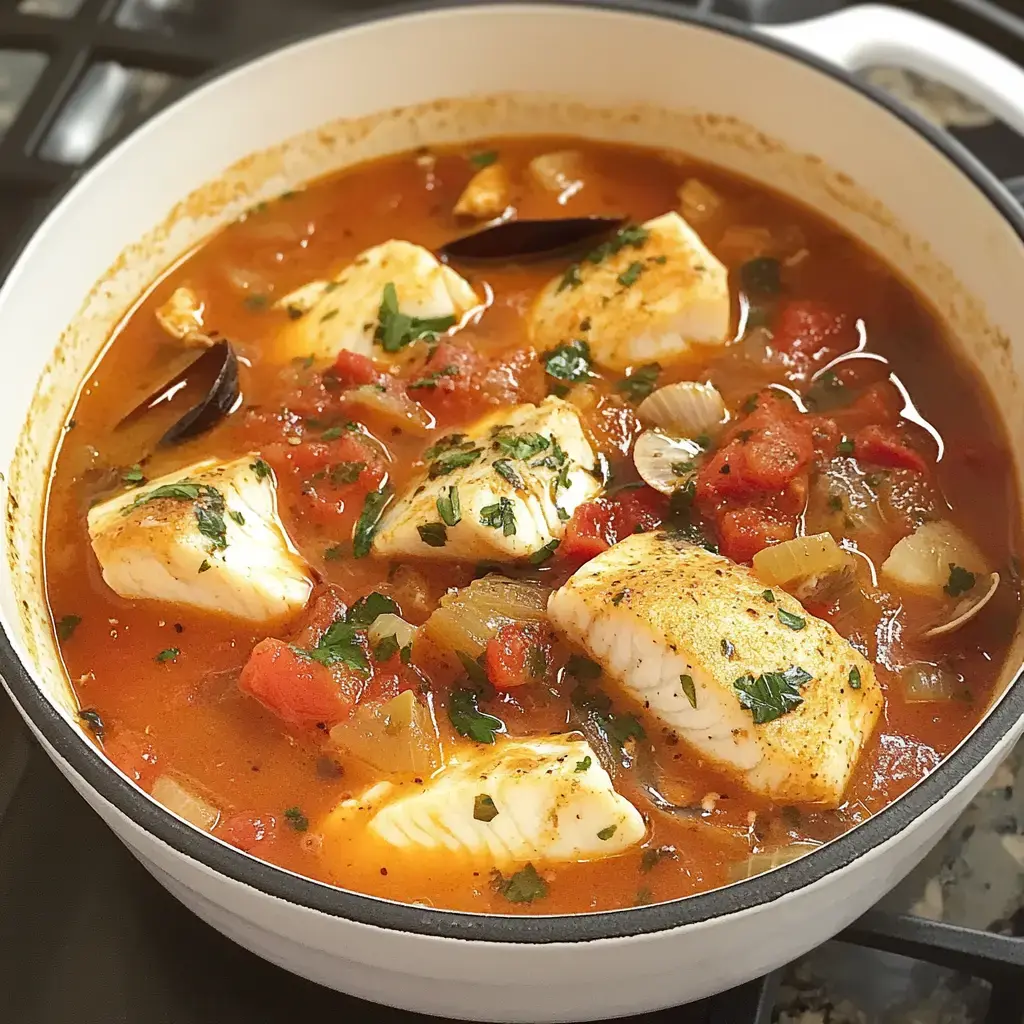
left=117, top=339, right=241, bottom=446
left=439, top=215, right=626, bottom=262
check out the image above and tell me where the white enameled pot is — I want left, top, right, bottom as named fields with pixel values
left=2, top=3, right=1024, bottom=1020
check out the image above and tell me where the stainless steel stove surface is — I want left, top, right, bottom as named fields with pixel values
left=2, top=2, right=1024, bottom=1022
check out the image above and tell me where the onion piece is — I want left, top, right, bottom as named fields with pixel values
left=527, top=150, right=585, bottom=202
left=632, top=430, right=703, bottom=495
left=729, top=842, right=820, bottom=882
left=752, top=532, right=850, bottom=588
left=151, top=775, right=220, bottom=831
left=899, top=662, right=965, bottom=702
left=423, top=575, right=550, bottom=657
left=925, top=572, right=1000, bottom=638
left=881, top=520, right=986, bottom=594
left=453, top=163, right=511, bottom=220
left=341, top=384, right=434, bottom=436
left=368, top=612, right=418, bottom=649
left=155, top=286, right=205, bottom=340
left=330, top=690, right=442, bottom=775
left=637, top=381, right=726, bottom=438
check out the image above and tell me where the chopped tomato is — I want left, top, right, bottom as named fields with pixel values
left=333, top=349, right=386, bottom=388
left=833, top=381, right=902, bottom=430
left=561, top=488, right=668, bottom=560
left=716, top=506, right=795, bottom=564
left=219, top=812, right=277, bottom=853
left=853, top=423, right=927, bottom=473
left=238, top=638, right=353, bottom=727
left=772, top=299, right=856, bottom=374
left=486, top=622, right=552, bottom=689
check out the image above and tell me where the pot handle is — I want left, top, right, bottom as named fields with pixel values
left=761, top=4, right=1024, bottom=140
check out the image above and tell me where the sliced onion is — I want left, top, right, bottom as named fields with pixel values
left=341, top=385, right=434, bottom=437
left=453, top=163, right=511, bottom=220
left=155, top=286, right=205, bottom=340
left=423, top=575, right=550, bottom=657
left=274, top=280, right=330, bottom=316
left=368, top=612, right=418, bottom=649
left=677, top=178, right=722, bottom=225
left=633, top=430, right=704, bottom=495
left=925, top=572, right=1000, bottom=638
left=729, top=842, right=820, bottom=882
left=637, top=381, right=726, bottom=437
left=899, top=662, right=965, bottom=702
left=151, top=775, right=220, bottom=831
left=881, top=520, right=986, bottom=594
left=527, top=150, right=585, bottom=202
left=752, top=532, right=850, bottom=588
left=330, top=690, right=442, bottom=775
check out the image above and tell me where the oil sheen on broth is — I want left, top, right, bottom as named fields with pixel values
left=44, top=138, right=1021, bottom=915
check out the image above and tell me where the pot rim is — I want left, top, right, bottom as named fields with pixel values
left=4, top=0, right=1024, bottom=945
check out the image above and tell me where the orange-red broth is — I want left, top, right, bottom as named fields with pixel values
left=44, top=138, right=1021, bottom=914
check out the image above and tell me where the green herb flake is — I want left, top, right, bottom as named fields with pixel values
left=155, top=647, right=180, bottom=663
left=597, top=824, right=618, bottom=841
left=346, top=592, right=399, bottom=627
left=321, top=425, right=345, bottom=441
left=456, top=650, right=490, bottom=689
left=408, top=365, right=459, bottom=390
left=297, top=618, right=369, bottom=674
left=198, top=559, right=211, bottom=573
left=739, top=256, right=782, bottom=297
left=448, top=688, right=504, bottom=744
left=493, top=431, right=550, bottom=460
left=353, top=484, right=392, bottom=558
left=417, top=522, right=448, bottom=547
left=374, top=634, right=400, bottom=663
left=836, top=438, right=856, bottom=456
left=428, top=445, right=483, bottom=479
left=529, top=539, right=560, bottom=565
left=473, top=793, right=499, bottom=822
left=468, top=149, right=498, bottom=169
left=575, top=756, right=592, bottom=773
left=375, top=281, right=456, bottom=353
left=584, top=224, right=649, bottom=266
left=283, top=806, right=309, bottom=832
left=56, top=614, right=82, bottom=641
left=558, top=264, right=582, bottom=292
left=543, top=338, right=591, bottom=383
left=679, top=674, right=697, bottom=708
left=243, top=293, right=269, bottom=312
left=494, top=458, right=525, bottom=489
left=250, top=458, right=272, bottom=481
left=493, top=863, right=547, bottom=904
left=777, top=608, right=806, bottom=631
left=228, top=510, right=245, bottom=526
left=479, top=496, right=517, bottom=537
left=122, top=464, right=145, bottom=487
left=848, top=666, right=862, bottom=690
left=945, top=564, right=977, bottom=598
left=566, top=654, right=601, bottom=681
left=436, top=485, right=462, bottom=527
left=617, top=261, right=645, bottom=288
left=324, top=544, right=344, bottom=561
left=329, top=461, right=366, bottom=485
left=733, top=666, right=812, bottom=725
left=616, top=363, right=661, bottom=402
left=761, top=589, right=775, bottom=603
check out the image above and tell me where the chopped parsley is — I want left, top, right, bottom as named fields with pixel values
left=375, top=282, right=456, bottom=352
left=566, top=654, right=601, bottom=681
left=739, top=256, right=782, bottom=296
left=283, top=807, right=309, bottom=832
left=585, top=223, right=649, bottom=266
left=250, top=458, right=272, bottom=481
left=557, top=264, right=583, bottom=292
left=479, top=497, right=517, bottom=536
left=243, top=293, right=269, bottom=312
left=734, top=666, right=812, bottom=725
left=615, top=363, right=660, bottom=402
left=407, top=365, right=459, bottom=390
left=374, top=634, right=400, bottom=663
left=597, top=825, right=618, bottom=841
left=436, top=485, right=461, bottom=527
left=543, top=339, right=591, bottom=383
left=427, top=441, right=483, bottom=479
left=945, top=564, right=977, bottom=598
left=529, top=539, right=560, bottom=565
left=575, top=756, right=592, bottom=773
left=417, top=522, right=448, bottom=547
left=473, top=794, right=499, bottom=822
left=679, top=674, right=697, bottom=708
left=198, top=558, right=211, bottom=573
left=836, top=438, right=856, bottom=456
left=777, top=608, right=806, bottom=631
left=617, top=260, right=645, bottom=287
left=456, top=650, right=490, bottom=689
left=296, top=619, right=369, bottom=674
left=155, top=647, right=180, bottom=663
left=493, top=863, right=547, bottom=903
left=346, top=592, right=398, bottom=626
left=762, top=589, right=775, bottom=603
left=123, top=482, right=227, bottom=551
left=321, top=425, right=345, bottom=441
left=324, top=544, right=344, bottom=561
left=330, top=462, right=365, bottom=485
left=468, top=149, right=498, bottom=169
left=77, top=708, right=104, bottom=738
left=56, top=614, right=81, bottom=641
left=352, top=484, right=392, bottom=558
left=229, top=510, right=245, bottom=525
left=448, top=688, right=504, bottom=744
left=571, top=686, right=645, bottom=749
left=493, top=431, right=550, bottom=460
left=493, top=458, right=525, bottom=489
left=122, top=464, right=145, bottom=486
left=848, top=666, right=862, bottom=690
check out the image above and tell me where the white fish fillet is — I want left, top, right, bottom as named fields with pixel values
left=548, top=532, right=882, bottom=806
left=528, top=211, right=730, bottom=371
left=88, top=455, right=312, bottom=622
left=323, top=736, right=645, bottom=866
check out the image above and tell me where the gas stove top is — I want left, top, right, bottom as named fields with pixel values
left=2, top=2, right=1024, bottom=1022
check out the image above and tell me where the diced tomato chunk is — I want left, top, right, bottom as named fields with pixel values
left=561, top=488, right=668, bottom=561
left=486, top=622, right=552, bottom=690
left=333, top=349, right=386, bottom=388
left=239, top=638, right=353, bottom=727
left=772, top=299, right=856, bottom=371
left=853, top=423, right=927, bottom=473
left=219, top=812, right=277, bottom=853
left=716, top=506, right=795, bottom=564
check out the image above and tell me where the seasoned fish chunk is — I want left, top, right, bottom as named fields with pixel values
left=273, top=239, right=478, bottom=364
left=373, top=397, right=601, bottom=561
left=528, top=212, right=730, bottom=371
left=325, top=736, right=644, bottom=866
left=548, top=532, right=882, bottom=806
left=87, top=456, right=312, bottom=622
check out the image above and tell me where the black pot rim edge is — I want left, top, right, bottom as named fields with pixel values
left=3, top=0, right=1024, bottom=946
